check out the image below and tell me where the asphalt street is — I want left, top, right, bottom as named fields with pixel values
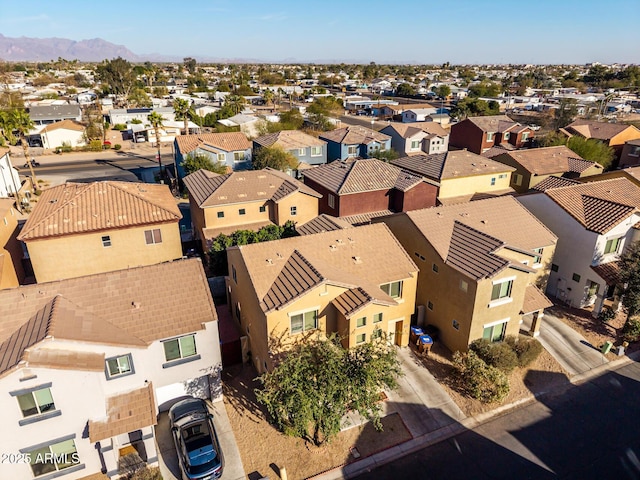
left=355, top=360, right=640, bottom=480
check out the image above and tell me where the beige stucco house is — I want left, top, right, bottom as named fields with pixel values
left=17, top=181, right=183, bottom=283
left=0, top=198, right=25, bottom=289
left=380, top=196, right=557, bottom=353
left=225, top=223, right=418, bottom=373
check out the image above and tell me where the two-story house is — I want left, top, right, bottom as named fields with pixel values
left=319, top=126, right=392, bottom=162
left=450, top=115, right=535, bottom=154
left=302, top=158, right=437, bottom=224
left=391, top=150, right=515, bottom=205
left=619, top=139, right=640, bottom=169
left=225, top=223, right=418, bottom=373
left=380, top=122, right=449, bottom=156
left=28, top=105, right=82, bottom=126
left=380, top=196, right=557, bottom=353
left=518, top=177, right=640, bottom=316
left=183, top=168, right=321, bottom=252
left=492, top=146, right=604, bottom=193
left=0, top=198, right=25, bottom=289
left=174, top=132, right=252, bottom=179
left=0, top=147, right=21, bottom=198
left=17, top=181, right=183, bottom=283
left=564, top=120, right=640, bottom=160
left=253, top=130, right=328, bottom=167
left=0, top=258, right=221, bottom=480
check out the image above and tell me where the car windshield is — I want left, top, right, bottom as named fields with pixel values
left=182, top=420, right=220, bottom=475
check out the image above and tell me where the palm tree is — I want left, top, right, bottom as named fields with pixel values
left=11, top=109, right=38, bottom=184
left=224, top=95, right=245, bottom=115
left=173, top=98, right=191, bottom=135
left=262, top=89, right=275, bottom=108
left=147, top=112, right=165, bottom=181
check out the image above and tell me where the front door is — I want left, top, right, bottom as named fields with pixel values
left=394, top=320, right=404, bottom=346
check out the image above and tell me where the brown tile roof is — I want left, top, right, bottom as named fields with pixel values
left=591, top=261, right=621, bottom=286
left=0, top=259, right=216, bottom=376
left=297, top=214, right=353, bottom=236
left=89, top=383, right=157, bottom=442
left=18, top=181, right=181, bottom=241
left=531, top=176, right=582, bottom=192
left=480, top=144, right=517, bottom=158
left=383, top=122, right=448, bottom=139
left=184, top=168, right=321, bottom=208
left=232, top=223, right=418, bottom=313
left=392, top=150, right=514, bottom=182
left=405, top=196, right=557, bottom=279
left=495, top=146, right=601, bottom=176
left=24, top=349, right=105, bottom=372
left=466, top=115, right=522, bottom=133
left=544, top=178, right=640, bottom=234
left=253, top=130, right=326, bottom=149
left=175, top=132, right=251, bottom=154
left=332, top=286, right=394, bottom=317
left=566, top=120, right=640, bottom=141
left=341, top=210, right=395, bottom=226
left=521, top=284, right=553, bottom=314
left=40, top=119, right=85, bottom=133
left=319, top=125, right=391, bottom=145
left=437, top=188, right=516, bottom=205
left=302, top=158, right=424, bottom=194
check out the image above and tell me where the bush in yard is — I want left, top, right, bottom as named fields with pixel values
left=469, top=338, right=519, bottom=373
left=452, top=350, right=509, bottom=403
left=89, top=139, right=102, bottom=151
left=598, top=306, right=616, bottom=323
left=506, top=336, right=543, bottom=367
left=623, top=317, right=640, bottom=342
left=114, top=144, right=122, bottom=150
left=113, top=123, right=127, bottom=130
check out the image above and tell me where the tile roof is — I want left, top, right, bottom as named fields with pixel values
left=39, top=119, right=85, bottom=133
left=253, top=130, right=326, bottom=149
left=18, top=181, right=181, bottom=241
left=530, top=176, right=582, bottom=192
left=495, top=146, right=601, bottom=176
left=521, top=284, right=553, bottom=314
left=232, top=223, right=418, bottom=313
left=382, top=122, right=449, bottom=139
left=465, top=115, right=521, bottom=133
left=28, top=104, right=81, bottom=121
left=89, top=383, right=157, bottom=442
left=392, top=151, right=514, bottom=182
left=174, top=132, right=251, bottom=155
left=184, top=168, right=321, bottom=208
left=0, top=259, right=216, bottom=376
left=341, top=210, right=395, bottom=226
left=331, top=286, right=394, bottom=317
left=591, top=261, right=621, bottom=286
left=405, top=196, right=557, bottom=279
left=302, top=158, right=424, bottom=194
left=543, top=178, right=640, bottom=234
left=566, top=120, right=640, bottom=141
left=437, top=188, right=516, bottom=205
left=24, top=348, right=105, bottom=372
left=480, top=144, right=517, bottom=158
left=297, top=214, right=353, bottom=236
left=319, top=125, right=391, bottom=145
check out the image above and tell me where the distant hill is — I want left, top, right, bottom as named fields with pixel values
left=0, top=34, right=140, bottom=62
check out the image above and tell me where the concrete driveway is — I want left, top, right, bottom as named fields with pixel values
left=523, top=312, right=609, bottom=376
left=155, top=399, right=245, bottom=480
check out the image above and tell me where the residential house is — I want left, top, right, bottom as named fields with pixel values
left=225, top=223, right=418, bottom=373
left=33, top=120, right=86, bottom=150
left=183, top=168, right=321, bottom=252
left=0, top=198, right=25, bottom=289
left=492, top=146, right=604, bottom=193
left=319, top=126, right=392, bottom=162
left=253, top=130, right=328, bottom=167
left=380, top=122, right=449, bottom=156
left=618, top=139, right=640, bottom=169
left=174, top=132, right=252, bottom=178
left=401, top=108, right=438, bottom=123
left=28, top=105, right=82, bottom=126
left=380, top=196, right=557, bottom=353
left=217, top=114, right=261, bottom=137
left=0, top=148, right=21, bottom=198
left=0, top=259, right=221, bottom=480
left=449, top=115, right=535, bottom=154
left=391, top=150, right=515, bottom=205
left=107, top=107, right=175, bottom=126
left=302, top=158, right=437, bottom=224
left=17, top=181, right=183, bottom=283
left=564, top=120, right=640, bottom=160
left=378, top=103, right=436, bottom=121
left=518, top=177, right=640, bottom=316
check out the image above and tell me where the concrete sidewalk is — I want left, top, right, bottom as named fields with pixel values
left=523, top=313, right=609, bottom=375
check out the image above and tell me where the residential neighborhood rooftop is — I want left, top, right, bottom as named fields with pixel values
left=174, top=132, right=251, bottom=154
left=496, top=146, right=601, bottom=175
left=254, top=130, right=327, bottom=149
left=319, top=125, right=391, bottom=144
left=566, top=119, right=640, bottom=140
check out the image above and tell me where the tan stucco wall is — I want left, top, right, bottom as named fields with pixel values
left=274, top=192, right=319, bottom=227
left=0, top=205, right=24, bottom=288
left=202, top=200, right=270, bottom=229
left=27, top=222, right=182, bottom=282
left=611, top=129, right=640, bottom=148
left=439, top=172, right=512, bottom=199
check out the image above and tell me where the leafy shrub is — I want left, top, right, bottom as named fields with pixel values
left=598, top=306, right=616, bottom=323
left=623, top=318, right=640, bottom=342
left=510, top=337, right=543, bottom=367
left=114, top=144, right=122, bottom=150
left=89, top=139, right=102, bottom=151
left=131, top=119, right=142, bottom=124
left=60, top=141, right=72, bottom=153
left=452, top=350, right=509, bottom=403
left=113, top=123, right=127, bottom=131
left=469, top=338, right=519, bottom=374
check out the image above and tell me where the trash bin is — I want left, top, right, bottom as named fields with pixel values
left=601, top=341, right=613, bottom=354
left=418, top=334, right=433, bottom=354
left=410, top=326, right=423, bottom=345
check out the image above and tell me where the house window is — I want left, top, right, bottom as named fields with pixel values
left=26, top=438, right=79, bottom=477
left=427, top=301, right=433, bottom=310
left=144, top=228, right=162, bottom=245
left=513, top=174, right=523, bottom=186
left=356, top=316, right=366, bottom=328
left=356, top=333, right=366, bottom=344
left=311, top=146, right=322, bottom=157
left=290, top=206, right=297, bottom=216
left=259, top=205, right=266, bottom=213
left=629, top=145, right=640, bottom=157
left=486, top=132, right=494, bottom=142
left=460, top=280, right=468, bottom=292
left=328, top=194, right=335, bottom=209
left=533, top=248, right=543, bottom=264
left=380, top=281, right=403, bottom=299
left=163, top=334, right=197, bottom=362
left=101, top=235, right=111, bottom=247
left=410, top=140, right=421, bottom=149
left=522, top=132, right=530, bottom=141
left=233, top=151, right=244, bottom=162
left=452, top=319, right=460, bottom=330
left=239, top=208, right=246, bottom=215
left=499, top=174, right=507, bottom=179
left=504, top=132, right=511, bottom=140
left=217, top=211, right=224, bottom=218
left=347, top=145, right=358, bottom=155
left=298, top=148, right=306, bottom=156
left=604, top=237, right=623, bottom=255
left=16, top=388, right=56, bottom=418
left=373, top=313, right=383, bottom=323
left=290, top=309, right=318, bottom=334
left=217, top=153, right=225, bottom=161
left=483, top=320, right=508, bottom=342
left=551, top=263, right=559, bottom=272
left=432, top=263, right=439, bottom=273
left=490, top=177, right=496, bottom=186
left=572, top=273, right=581, bottom=283
left=491, top=279, right=513, bottom=301
left=106, top=354, right=133, bottom=379
left=414, top=252, right=425, bottom=261
left=232, top=265, right=237, bottom=283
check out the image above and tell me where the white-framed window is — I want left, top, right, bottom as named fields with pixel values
left=290, top=206, right=297, bottom=216
left=604, top=237, right=623, bottom=255
left=373, top=312, right=383, bottom=323
left=217, top=211, right=224, bottom=218
left=16, top=387, right=56, bottom=418
left=163, top=334, right=197, bottom=362
left=410, top=140, right=421, bottom=150
left=504, top=132, right=511, bottom=140
left=522, top=132, right=530, bottom=141
left=347, top=145, right=358, bottom=155
left=356, top=316, right=366, bottom=328
left=311, top=146, right=322, bottom=157
left=482, top=318, right=509, bottom=342
left=101, top=235, right=111, bottom=247
left=106, top=354, right=133, bottom=379
left=533, top=247, right=543, bottom=265
left=513, top=173, right=523, bottom=186
left=144, top=228, right=162, bottom=245
left=259, top=205, right=266, bottom=213
left=490, top=177, right=496, bottom=186
left=233, top=151, right=244, bottom=162
left=217, top=153, right=226, bottom=161
left=290, top=309, right=318, bottom=334
left=381, top=280, right=403, bottom=299
left=328, top=194, right=335, bottom=209
left=486, top=132, right=494, bottom=142
left=26, top=438, right=79, bottom=477
left=356, top=333, right=366, bottom=344
left=298, top=148, right=306, bottom=156
left=491, top=278, right=513, bottom=302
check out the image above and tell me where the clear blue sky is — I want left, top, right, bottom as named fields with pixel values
left=0, top=0, right=638, bottom=64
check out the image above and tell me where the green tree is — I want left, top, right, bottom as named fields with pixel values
left=395, top=83, right=416, bottom=97
left=224, top=94, right=245, bottom=115
left=619, top=241, right=640, bottom=330
left=147, top=112, right=165, bottom=179
left=538, top=131, right=569, bottom=147
left=435, top=84, right=451, bottom=98
left=566, top=136, right=614, bottom=170
left=253, top=146, right=298, bottom=171
left=553, top=98, right=579, bottom=129
left=127, top=87, right=152, bottom=108
left=370, top=147, right=399, bottom=162
left=10, top=109, right=38, bottom=183
left=452, top=350, right=509, bottom=403
left=262, top=89, right=275, bottom=107
left=173, top=98, right=191, bottom=135
left=256, top=333, right=402, bottom=445
left=95, top=57, right=135, bottom=107
left=450, top=97, right=500, bottom=119
left=181, top=152, right=227, bottom=176
left=183, top=57, right=197, bottom=75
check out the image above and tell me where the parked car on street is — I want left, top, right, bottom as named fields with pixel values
left=169, top=398, right=224, bottom=480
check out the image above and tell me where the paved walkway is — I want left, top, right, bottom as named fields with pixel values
left=523, top=313, right=609, bottom=376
